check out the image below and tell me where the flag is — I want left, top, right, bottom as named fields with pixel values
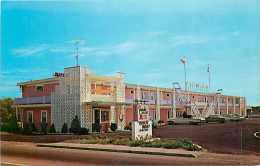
left=207, top=64, right=210, bottom=73
left=180, top=57, right=187, bottom=64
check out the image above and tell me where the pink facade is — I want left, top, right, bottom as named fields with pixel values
left=22, top=83, right=59, bottom=97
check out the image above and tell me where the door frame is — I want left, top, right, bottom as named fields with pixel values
left=93, top=108, right=101, bottom=124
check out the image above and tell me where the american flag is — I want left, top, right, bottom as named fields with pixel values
left=207, top=64, right=210, bottom=73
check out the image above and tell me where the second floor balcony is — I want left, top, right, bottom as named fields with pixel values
left=14, top=96, right=51, bottom=105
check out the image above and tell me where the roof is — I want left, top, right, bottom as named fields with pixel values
left=17, top=77, right=60, bottom=86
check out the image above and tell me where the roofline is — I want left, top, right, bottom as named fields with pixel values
left=125, top=83, right=244, bottom=98
left=17, top=77, right=60, bottom=86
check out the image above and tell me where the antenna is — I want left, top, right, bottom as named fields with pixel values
left=207, top=64, right=211, bottom=91
left=74, top=40, right=80, bottom=66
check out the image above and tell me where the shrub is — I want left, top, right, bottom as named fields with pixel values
left=40, top=121, right=48, bottom=134
left=124, top=122, right=132, bottom=130
left=1, top=115, right=20, bottom=133
left=22, top=122, right=33, bottom=135
left=110, top=123, right=117, bottom=131
left=78, top=128, right=89, bottom=135
left=49, top=124, right=56, bottom=133
left=152, top=121, right=157, bottom=128
left=61, top=123, right=68, bottom=133
left=92, top=123, right=100, bottom=132
left=70, top=116, right=81, bottom=134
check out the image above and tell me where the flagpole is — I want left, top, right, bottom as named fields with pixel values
left=208, top=64, right=211, bottom=92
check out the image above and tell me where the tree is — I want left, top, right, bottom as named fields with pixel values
left=61, top=123, right=68, bottom=133
left=0, top=98, right=21, bottom=133
left=0, top=98, right=15, bottom=124
left=70, top=115, right=81, bottom=134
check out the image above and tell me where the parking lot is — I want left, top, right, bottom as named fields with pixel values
left=154, top=118, right=260, bottom=154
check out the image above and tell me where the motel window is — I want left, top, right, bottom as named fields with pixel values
left=36, top=85, right=43, bottom=92
left=151, top=95, right=154, bottom=100
left=27, top=111, right=33, bottom=123
left=130, top=90, right=134, bottom=94
left=41, top=111, right=47, bottom=123
left=101, top=111, right=109, bottom=122
left=235, top=98, right=240, bottom=104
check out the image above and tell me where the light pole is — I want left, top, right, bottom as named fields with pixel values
left=180, top=57, right=187, bottom=91
left=180, top=57, right=188, bottom=116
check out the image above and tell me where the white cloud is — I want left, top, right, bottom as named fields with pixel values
left=11, top=32, right=227, bottom=61
left=12, top=44, right=48, bottom=57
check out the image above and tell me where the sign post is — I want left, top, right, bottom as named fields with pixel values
left=132, top=100, right=152, bottom=140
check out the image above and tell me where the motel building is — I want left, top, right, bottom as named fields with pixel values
left=14, top=66, right=246, bottom=132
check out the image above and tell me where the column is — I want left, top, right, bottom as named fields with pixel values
left=172, top=89, right=176, bottom=119
left=156, top=88, right=160, bottom=123
left=226, top=96, right=229, bottom=114
left=110, top=105, right=116, bottom=123
left=233, top=97, right=236, bottom=114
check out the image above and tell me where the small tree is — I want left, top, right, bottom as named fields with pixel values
left=61, top=123, right=68, bottom=133
left=110, top=123, right=117, bottom=131
left=49, top=124, right=56, bottom=133
left=70, top=115, right=81, bottom=134
left=40, top=121, right=48, bottom=135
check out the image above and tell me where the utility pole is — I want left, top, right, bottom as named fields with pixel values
left=180, top=57, right=188, bottom=116
left=180, top=57, right=187, bottom=91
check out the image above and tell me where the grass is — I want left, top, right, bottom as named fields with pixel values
left=79, top=136, right=202, bottom=151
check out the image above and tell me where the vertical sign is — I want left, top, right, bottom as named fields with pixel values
left=132, top=101, right=152, bottom=140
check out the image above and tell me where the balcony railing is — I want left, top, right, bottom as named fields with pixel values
left=14, top=96, right=51, bottom=105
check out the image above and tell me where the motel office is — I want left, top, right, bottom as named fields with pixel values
left=14, top=66, right=246, bottom=132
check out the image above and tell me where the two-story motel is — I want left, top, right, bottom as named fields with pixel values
left=14, top=66, right=246, bottom=132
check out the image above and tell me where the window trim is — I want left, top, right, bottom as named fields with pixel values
left=27, top=111, right=33, bottom=123
left=36, top=85, right=44, bottom=92
left=41, top=110, right=48, bottom=123
left=101, top=110, right=110, bottom=122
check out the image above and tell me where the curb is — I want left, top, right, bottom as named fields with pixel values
left=37, top=144, right=197, bottom=158
left=254, top=132, right=260, bottom=139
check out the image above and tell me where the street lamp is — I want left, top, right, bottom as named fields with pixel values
left=180, top=57, right=187, bottom=91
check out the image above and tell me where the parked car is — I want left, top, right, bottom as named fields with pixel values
left=230, top=114, right=245, bottom=122
left=205, top=115, right=225, bottom=123
left=222, top=114, right=233, bottom=121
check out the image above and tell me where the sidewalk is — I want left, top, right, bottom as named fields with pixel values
left=37, top=142, right=199, bottom=158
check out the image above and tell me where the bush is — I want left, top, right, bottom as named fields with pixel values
left=61, top=123, right=68, bottom=133
left=92, top=123, right=100, bottom=132
left=152, top=121, right=157, bottom=128
left=22, top=122, right=34, bottom=135
left=70, top=116, right=81, bottom=134
left=124, top=122, right=132, bottom=130
left=110, top=123, right=117, bottom=131
left=78, top=128, right=89, bottom=135
left=40, top=121, right=48, bottom=134
left=49, top=124, right=56, bottom=133
left=1, top=115, right=20, bottom=133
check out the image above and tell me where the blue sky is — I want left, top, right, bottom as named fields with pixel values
left=1, top=0, right=260, bottom=105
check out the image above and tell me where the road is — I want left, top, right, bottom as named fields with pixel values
left=1, top=141, right=260, bottom=166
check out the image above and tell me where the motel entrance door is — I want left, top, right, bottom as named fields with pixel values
left=93, top=109, right=100, bottom=132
